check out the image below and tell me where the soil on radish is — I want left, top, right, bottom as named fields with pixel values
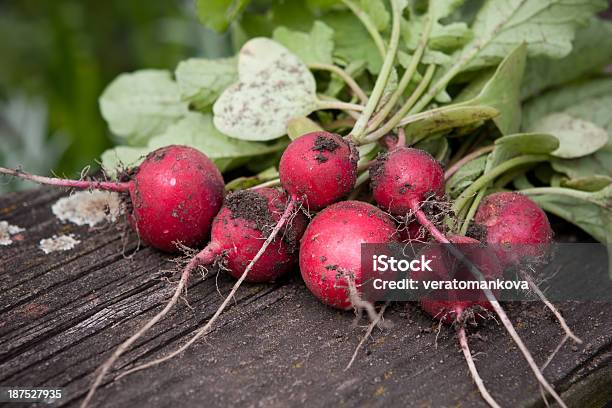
left=224, top=189, right=301, bottom=254
left=279, top=131, right=359, bottom=210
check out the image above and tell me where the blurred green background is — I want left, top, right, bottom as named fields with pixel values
left=0, top=0, right=232, bottom=192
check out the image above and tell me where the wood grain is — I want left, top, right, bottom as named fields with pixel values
left=0, top=188, right=610, bottom=407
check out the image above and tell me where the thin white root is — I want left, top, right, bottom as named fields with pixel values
left=443, top=244, right=568, bottom=408
left=489, top=299, right=567, bottom=408
left=521, top=271, right=582, bottom=344
left=538, top=335, right=569, bottom=408
left=541, top=335, right=569, bottom=371
left=81, top=259, right=196, bottom=408
left=116, top=200, right=296, bottom=380
left=457, top=327, right=502, bottom=408
left=344, top=303, right=388, bottom=371
left=347, top=279, right=379, bottom=323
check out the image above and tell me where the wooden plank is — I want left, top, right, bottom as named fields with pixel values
left=0, top=188, right=610, bottom=407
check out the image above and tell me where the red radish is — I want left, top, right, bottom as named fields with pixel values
left=0, top=145, right=225, bottom=253
left=413, top=235, right=503, bottom=407
left=371, top=147, right=444, bottom=215
left=370, top=149, right=567, bottom=407
left=279, top=131, right=359, bottom=210
left=398, top=220, right=426, bottom=242
left=370, top=147, right=447, bottom=243
left=413, top=236, right=503, bottom=324
left=474, top=192, right=581, bottom=344
left=474, top=191, right=553, bottom=267
left=199, top=188, right=308, bottom=282
left=299, top=200, right=399, bottom=309
left=83, top=188, right=307, bottom=407
left=104, top=132, right=360, bottom=400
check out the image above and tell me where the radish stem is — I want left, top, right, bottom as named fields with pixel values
left=351, top=0, right=403, bottom=142
left=367, top=16, right=433, bottom=132
left=460, top=189, right=486, bottom=234
left=309, top=63, right=368, bottom=104
left=363, top=65, right=436, bottom=143
left=317, top=99, right=365, bottom=112
left=453, top=155, right=549, bottom=215
left=444, top=145, right=494, bottom=181
left=0, top=167, right=130, bottom=193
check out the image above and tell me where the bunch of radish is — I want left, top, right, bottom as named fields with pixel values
left=1, top=127, right=577, bottom=408
left=5, top=0, right=611, bottom=405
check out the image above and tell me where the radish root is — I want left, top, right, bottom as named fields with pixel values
left=347, top=278, right=379, bottom=323
left=81, top=253, right=212, bottom=408
left=345, top=302, right=388, bottom=371
left=521, top=271, right=582, bottom=344
left=410, top=214, right=568, bottom=408
left=457, top=326, right=502, bottom=408
left=115, top=199, right=297, bottom=379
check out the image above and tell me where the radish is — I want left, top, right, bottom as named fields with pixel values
left=85, top=131, right=360, bottom=405
left=398, top=220, right=427, bottom=242
left=370, top=148, right=567, bottom=408
left=414, top=235, right=504, bottom=407
left=279, top=131, right=359, bottom=210
left=474, top=192, right=582, bottom=344
left=299, top=200, right=399, bottom=309
left=201, top=188, right=308, bottom=282
left=0, top=145, right=225, bottom=253
left=414, top=236, right=503, bottom=325
left=82, top=187, right=307, bottom=407
left=474, top=192, right=553, bottom=266
left=370, top=146, right=447, bottom=242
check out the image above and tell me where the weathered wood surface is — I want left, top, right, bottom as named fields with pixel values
left=0, top=187, right=610, bottom=408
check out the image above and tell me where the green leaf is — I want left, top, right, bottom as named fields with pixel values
left=99, top=70, right=188, bottom=145
left=450, top=0, right=607, bottom=73
left=447, top=155, right=487, bottom=199
left=402, top=17, right=471, bottom=53
left=561, top=176, right=612, bottom=192
left=521, top=18, right=612, bottom=99
left=225, top=167, right=279, bottom=191
left=322, top=11, right=383, bottom=73
left=486, top=132, right=559, bottom=171
left=101, top=112, right=287, bottom=174
left=528, top=112, right=608, bottom=158
left=175, top=57, right=237, bottom=111
left=458, top=43, right=527, bottom=134
left=526, top=186, right=612, bottom=245
left=428, top=0, right=466, bottom=19
left=195, top=0, right=251, bottom=32
left=359, top=0, right=390, bottom=31
left=213, top=38, right=318, bottom=141
left=402, top=105, right=499, bottom=143
left=429, top=22, right=472, bottom=52
left=523, top=79, right=612, bottom=179
left=287, top=117, right=323, bottom=140
left=272, top=21, right=335, bottom=65
left=149, top=112, right=288, bottom=161
left=100, top=146, right=148, bottom=175
left=415, top=136, right=450, bottom=163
